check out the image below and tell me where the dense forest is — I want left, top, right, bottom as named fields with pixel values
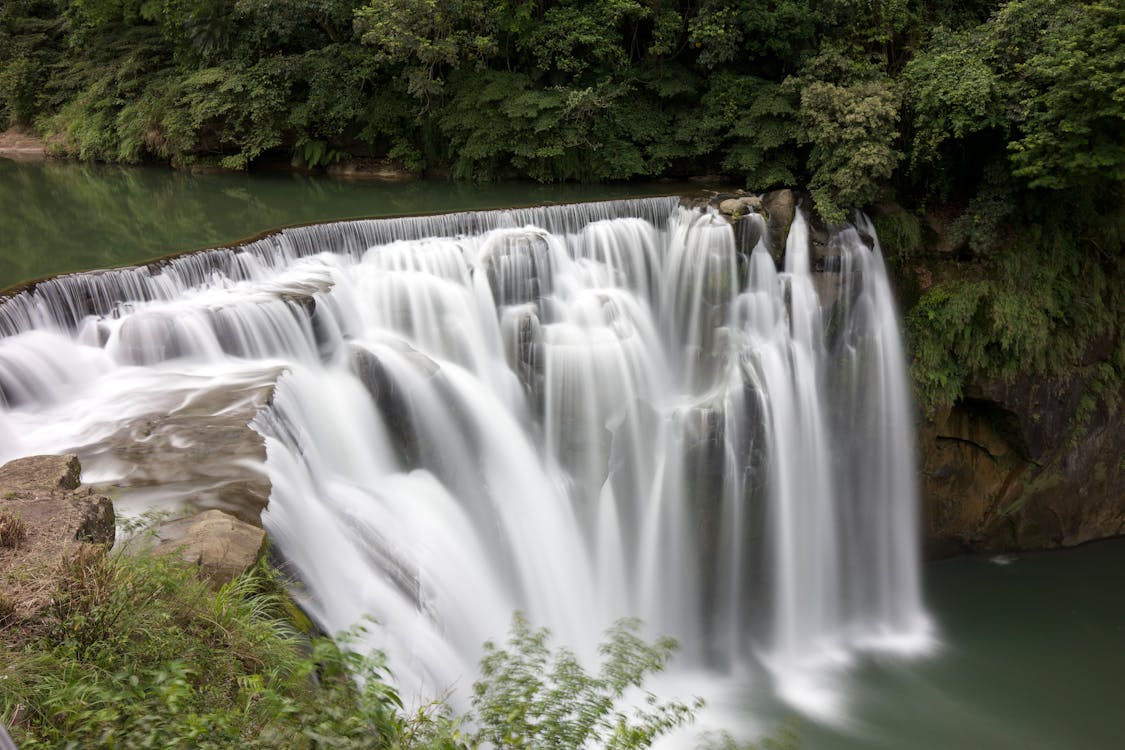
left=0, top=0, right=1122, bottom=410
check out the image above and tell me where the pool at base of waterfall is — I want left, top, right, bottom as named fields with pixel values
left=790, top=538, right=1125, bottom=750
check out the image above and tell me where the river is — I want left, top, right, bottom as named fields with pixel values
left=0, top=159, right=689, bottom=291
left=1, top=158, right=1121, bottom=749
left=796, top=539, right=1125, bottom=749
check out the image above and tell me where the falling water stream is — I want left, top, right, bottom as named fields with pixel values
left=0, top=197, right=933, bottom=740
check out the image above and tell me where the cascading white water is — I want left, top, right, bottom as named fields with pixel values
left=0, top=197, right=931, bottom=728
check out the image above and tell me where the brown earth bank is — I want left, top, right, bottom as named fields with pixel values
left=0, top=128, right=47, bottom=161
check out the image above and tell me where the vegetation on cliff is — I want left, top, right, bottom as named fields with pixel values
left=0, top=0, right=1121, bottom=409
left=1, top=546, right=792, bottom=749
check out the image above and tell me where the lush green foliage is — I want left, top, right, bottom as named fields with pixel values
left=1, top=546, right=794, bottom=749
left=471, top=613, right=698, bottom=749
left=902, top=0, right=1125, bottom=196
left=2, top=1, right=1120, bottom=209
left=896, top=1, right=1123, bottom=410
left=793, top=74, right=901, bottom=223
left=871, top=205, right=923, bottom=264
left=1, top=547, right=461, bottom=749
left=907, top=189, right=1123, bottom=411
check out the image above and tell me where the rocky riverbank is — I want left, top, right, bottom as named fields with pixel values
left=0, top=455, right=113, bottom=625
left=0, top=128, right=47, bottom=162
left=0, top=454, right=269, bottom=631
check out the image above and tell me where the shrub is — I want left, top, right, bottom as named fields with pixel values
left=0, top=511, right=27, bottom=548
left=872, top=206, right=923, bottom=263
left=1, top=545, right=798, bottom=749
left=1, top=550, right=447, bottom=750
left=471, top=613, right=700, bottom=750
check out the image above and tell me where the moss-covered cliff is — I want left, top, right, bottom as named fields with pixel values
left=881, top=202, right=1123, bottom=554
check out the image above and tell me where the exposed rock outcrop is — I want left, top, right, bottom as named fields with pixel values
left=0, top=454, right=115, bottom=621
left=326, top=158, right=418, bottom=181
left=90, top=369, right=278, bottom=526
left=0, top=454, right=82, bottom=493
left=761, top=189, right=796, bottom=257
left=921, top=370, right=1125, bottom=555
left=718, top=196, right=762, bottom=217
left=150, top=509, right=267, bottom=587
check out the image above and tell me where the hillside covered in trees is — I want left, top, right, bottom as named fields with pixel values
left=0, top=0, right=1122, bottom=411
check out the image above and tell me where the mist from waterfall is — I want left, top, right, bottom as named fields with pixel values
left=0, top=197, right=931, bottom=730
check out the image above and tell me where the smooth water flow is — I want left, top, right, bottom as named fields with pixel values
left=0, top=198, right=930, bottom=730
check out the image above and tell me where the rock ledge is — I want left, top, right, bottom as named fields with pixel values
left=0, top=455, right=115, bottom=621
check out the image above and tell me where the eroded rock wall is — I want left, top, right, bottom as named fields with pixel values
left=921, top=369, right=1124, bottom=555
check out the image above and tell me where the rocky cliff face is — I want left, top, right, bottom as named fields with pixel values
left=885, top=199, right=1124, bottom=555
left=920, top=368, right=1124, bottom=555
left=728, top=191, right=1124, bottom=555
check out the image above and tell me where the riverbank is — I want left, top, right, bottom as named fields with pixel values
left=1, top=486, right=443, bottom=748
left=0, top=128, right=46, bottom=161
left=6, top=450, right=1123, bottom=749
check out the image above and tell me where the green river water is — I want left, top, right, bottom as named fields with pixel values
left=797, top=540, right=1125, bottom=749
left=0, top=158, right=689, bottom=291
left=2, top=158, right=1122, bottom=749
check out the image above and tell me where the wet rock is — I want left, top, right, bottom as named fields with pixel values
left=351, top=341, right=439, bottom=467
left=480, top=231, right=553, bottom=306
left=326, top=159, right=418, bottom=182
left=718, top=196, right=763, bottom=217
left=91, top=370, right=279, bottom=526
left=681, top=401, right=726, bottom=556
left=761, top=189, right=796, bottom=255
left=504, top=307, right=543, bottom=397
left=151, top=509, right=267, bottom=587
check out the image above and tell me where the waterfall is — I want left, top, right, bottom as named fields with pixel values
left=0, top=197, right=931, bottom=724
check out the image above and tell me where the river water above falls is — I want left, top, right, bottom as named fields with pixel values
left=0, top=166, right=1118, bottom=748
left=0, top=158, right=684, bottom=291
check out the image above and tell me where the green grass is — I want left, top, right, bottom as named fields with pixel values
left=0, top=547, right=458, bottom=749
left=1, top=544, right=797, bottom=749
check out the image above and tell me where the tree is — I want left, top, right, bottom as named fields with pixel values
left=471, top=614, right=700, bottom=750
left=904, top=0, right=1125, bottom=195
left=989, top=0, right=1125, bottom=190
left=789, top=64, right=901, bottom=221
